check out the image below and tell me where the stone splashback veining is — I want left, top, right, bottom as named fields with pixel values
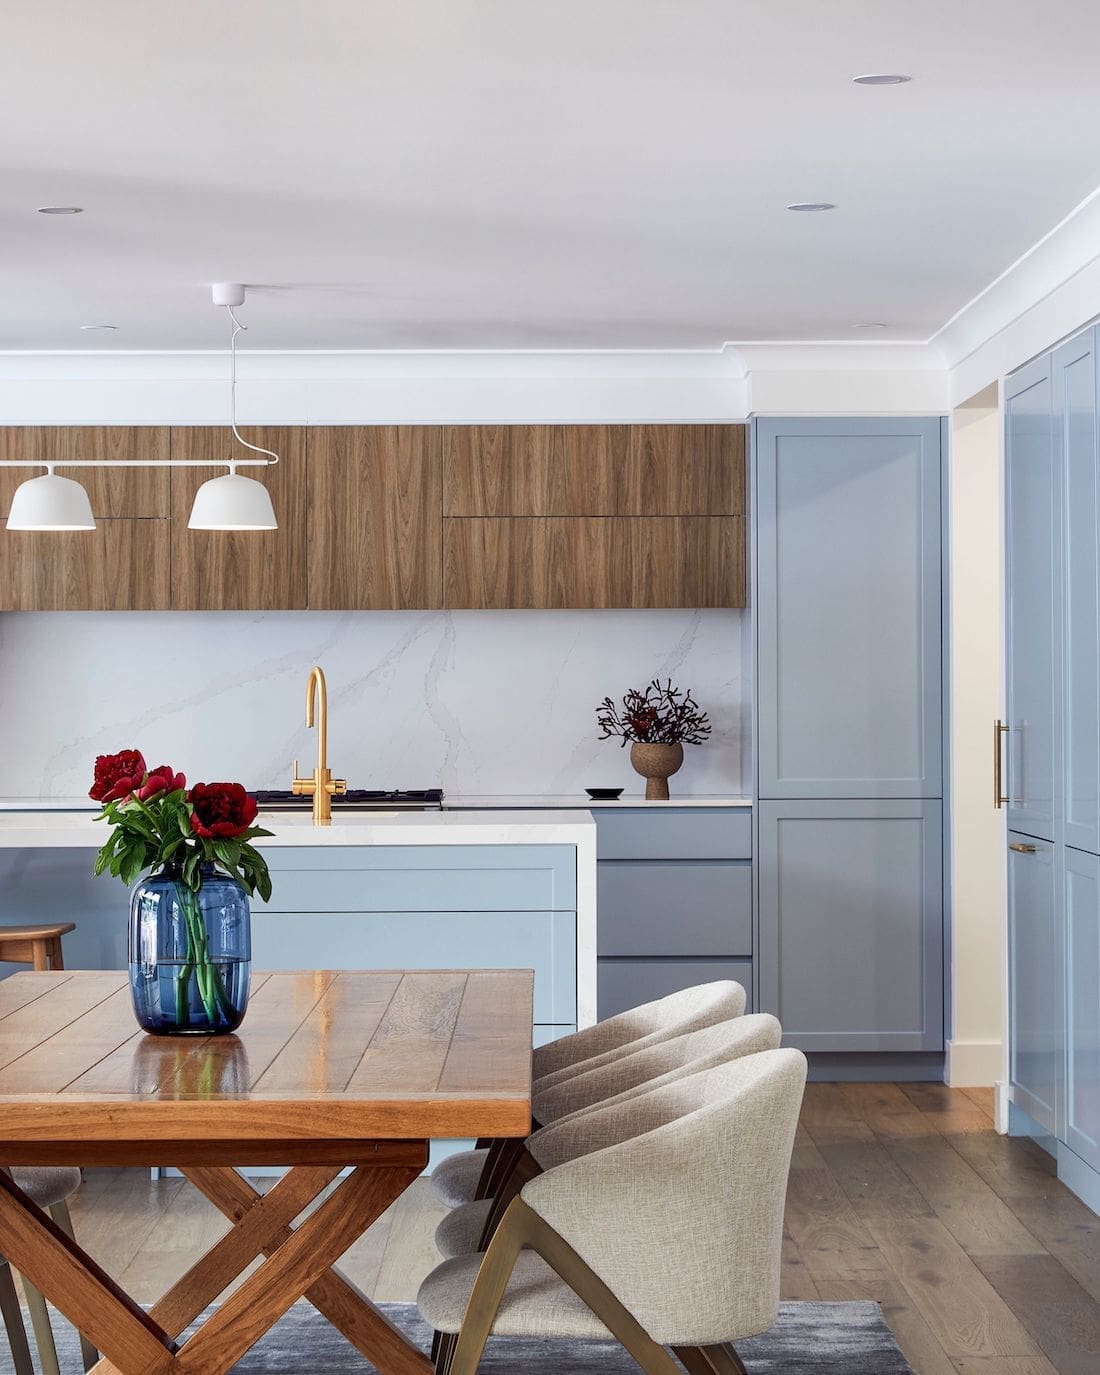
left=0, top=609, right=750, bottom=798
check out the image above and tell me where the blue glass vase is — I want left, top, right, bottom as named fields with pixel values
left=128, top=862, right=251, bottom=1035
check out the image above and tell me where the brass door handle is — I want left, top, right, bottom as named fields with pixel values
left=1008, top=842, right=1037, bottom=853
left=994, top=719, right=1010, bottom=808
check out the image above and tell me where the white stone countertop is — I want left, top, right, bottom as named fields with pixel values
left=0, top=808, right=595, bottom=848
left=445, top=794, right=752, bottom=808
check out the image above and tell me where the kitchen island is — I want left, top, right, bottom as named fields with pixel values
left=0, top=808, right=596, bottom=1038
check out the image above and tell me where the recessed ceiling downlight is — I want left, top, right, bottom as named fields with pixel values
left=787, top=202, right=836, bottom=212
left=852, top=322, right=888, bottom=329
left=36, top=205, right=84, bottom=215
left=80, top=324, right=117, bottom=332
left=852, top=73, right=912, bottom=85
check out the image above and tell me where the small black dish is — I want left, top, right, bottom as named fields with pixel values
left=585, top=787, right=624, bottom=800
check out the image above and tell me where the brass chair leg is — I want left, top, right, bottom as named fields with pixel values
left=48, top=1200, right=100, bottom=1371
left=450, top=1197, right=683, bottom=1375
left=0, top=1260, right=35, bottom=1375
left=23, top=1277, right=62, bottom=1375
left=434, top=1327, right=458, bottom=1374
left=673, top=1344, right=749, bottom=1375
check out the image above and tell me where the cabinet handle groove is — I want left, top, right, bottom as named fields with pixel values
left=994, top=719, right=1010, bottom=809
left=1008, top=842, right=1037, bottom=854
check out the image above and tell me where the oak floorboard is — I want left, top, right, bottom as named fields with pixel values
left=371, top=1177, right=449, bottom=1303
left=778, top=1233, right=820, bottom=1300
left=885, top=1134, right=1046, bottom=1257
left=865, top=1215, right=1044, bottom=1360
left=951, top=1359, right=1061, bottom=1374
left=783, top=1165, right=877, bottom=1254
left=972, top=1254, right=1100, bottom=1375
left=900, top=1083, right=997, bottom=1135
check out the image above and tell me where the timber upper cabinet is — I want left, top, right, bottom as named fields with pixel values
left=1, top=422, right=745, bottom=611
left=442, top=424, right=747, bottom=608
left=0, top=428, right=171, bottom=611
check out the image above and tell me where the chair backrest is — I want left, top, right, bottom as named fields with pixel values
left=532, top=1012, right=781, bottom=1134
left=533, top=980, right=746, bottom=1088
left=521, top=1048, right=807, bottom=1347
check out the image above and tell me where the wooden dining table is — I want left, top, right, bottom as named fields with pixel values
left=0, top=967, right=534, bottom=1375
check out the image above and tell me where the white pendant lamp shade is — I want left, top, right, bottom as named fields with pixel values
left=6, top=471, right=96, bottom=531
left=188, top=470, right=277, bottom=531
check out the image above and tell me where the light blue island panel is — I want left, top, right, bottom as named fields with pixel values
left=255, top=845, right=578, bottom=1034
left=755, top=418, right=942, bottom=800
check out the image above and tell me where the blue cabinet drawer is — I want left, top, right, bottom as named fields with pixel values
left=258, top=845, right=576, bottom=913
left=597, top=862, right=751, bottom=956
left=252, top=909, right=576, bottom=1024
left=595, top=810, right=751, bottom=860
left=597, top=958, right=752, bottom=1019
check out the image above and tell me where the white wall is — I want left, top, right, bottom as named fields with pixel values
left=947, top=387, right=1006, bottom=1086
left=0, top=609, right=750, bottom=800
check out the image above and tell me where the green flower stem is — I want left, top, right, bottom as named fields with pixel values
left=174, top=883, right=232, bottom=1027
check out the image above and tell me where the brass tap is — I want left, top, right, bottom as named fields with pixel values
left=291, top=666, right=347, bottom=825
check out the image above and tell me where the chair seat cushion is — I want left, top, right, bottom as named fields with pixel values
left=11, top=1167, right=81, bottom=1207
left=418, top=1250, right=613, bottom=1340
left=435, top=1197, right=493, bottom=1260
left=430, top=1149, right=488, bottom=1210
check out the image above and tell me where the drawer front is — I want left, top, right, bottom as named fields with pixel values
left=597, top=958, right=753, bottom=1019
left=258, top=845, right=576, bottom=913
left=597, top=862, right=752, bottom=956
left=595, top=810, right=751, bottom=860
left=251, top=909, right=576, bottom=1024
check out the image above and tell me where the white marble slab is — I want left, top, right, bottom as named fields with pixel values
left=0, top=608, right=751, bottom=798
left=445, top=793, right=752, bottom=809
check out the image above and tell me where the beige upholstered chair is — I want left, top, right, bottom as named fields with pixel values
left=0, top=1168, right=98, bottom=1375
left=435, top=1012, right=782, bottom=1260
left=419, top=1048, right=807, bottom=1375
left=431, top=980, right=747, bottom=1210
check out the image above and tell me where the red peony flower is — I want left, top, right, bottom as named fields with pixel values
left=188, top=782, right=259, bottom=839
left=90, top=749, right=147, bottom=804
left=137, top=765, right=186, bottom=802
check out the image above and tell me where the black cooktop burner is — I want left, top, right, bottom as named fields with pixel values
left=250, top=788, right=443, bottom=812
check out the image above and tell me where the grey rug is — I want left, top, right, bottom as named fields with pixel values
left=37, top=1299, right=912, bottom=1373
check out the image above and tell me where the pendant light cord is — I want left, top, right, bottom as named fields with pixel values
left=226, top=304, right=279, bottom=468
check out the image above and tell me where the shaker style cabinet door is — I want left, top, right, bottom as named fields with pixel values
left=1056, top=334, right=1100, bottom=854
left=1007, top=832, right=1061, bottom=1135
left=1063, top=845, right=1100, bottom=1170
left=756, top=800, right=944, bottom=1051
left=1004, top=358, right=1059, bottom=841
left=755, top=418, right=942, bottom=798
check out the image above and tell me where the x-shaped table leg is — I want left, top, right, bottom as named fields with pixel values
left=0, top=1160, right=432, bottom=1375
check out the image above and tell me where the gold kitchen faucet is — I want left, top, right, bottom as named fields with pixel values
left=291, top=666, right=347, bottom=825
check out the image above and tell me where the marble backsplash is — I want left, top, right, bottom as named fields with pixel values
left=0, top=609, right=751, bottom=799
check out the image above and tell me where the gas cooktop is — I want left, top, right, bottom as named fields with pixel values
left=250, top=789, right=443, bottom=812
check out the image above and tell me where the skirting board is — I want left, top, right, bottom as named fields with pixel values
left=945, top=1038, right=1003, bottom=1087
left=806, top=1052, right=945, bottom=1082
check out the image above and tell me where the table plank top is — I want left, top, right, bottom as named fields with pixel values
left=0, top=969, right=534, bottom=1145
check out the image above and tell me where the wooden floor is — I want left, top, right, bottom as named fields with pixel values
left=41, top=1083, right=1100, bottom=1374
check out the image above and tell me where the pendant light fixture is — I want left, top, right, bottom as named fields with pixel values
left=6, top=466, right=96, bottom=531
left=188, top=284, right=278, bottom=531
left=2, top=283, right=279, bottom=534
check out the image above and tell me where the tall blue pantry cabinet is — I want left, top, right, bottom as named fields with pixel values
left=1005, top=330, right=1100, bottom=1202
left=753, top=418, right=946, bottom=1061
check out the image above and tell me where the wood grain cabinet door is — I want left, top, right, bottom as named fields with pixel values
left=444, top=515, right=744, bottom=608
left=168, top=427, right=307, bottom=610
left=444, top=423, right=745, bottom=517
left=0, top=427, right=170, bottom=610
left=308, top=427, right=442, bottom=609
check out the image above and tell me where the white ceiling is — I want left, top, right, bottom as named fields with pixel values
left=3, top=1, right=1100, bottom=352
